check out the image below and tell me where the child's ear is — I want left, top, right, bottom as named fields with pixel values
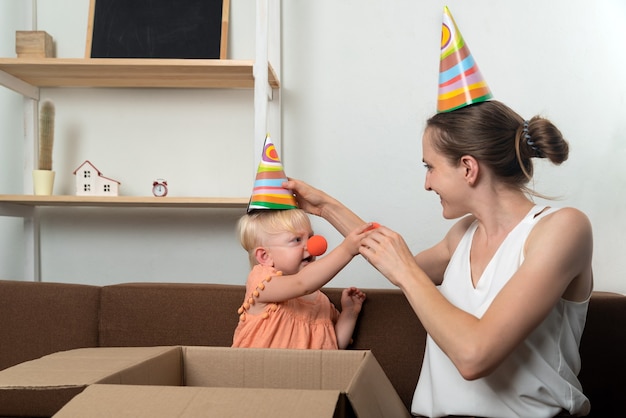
left=254, top=247, right=273, bottom=266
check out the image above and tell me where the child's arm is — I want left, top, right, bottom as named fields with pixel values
left=335, top=287, right=366, bottom=349
left=255, top=223, right=375, bottom=303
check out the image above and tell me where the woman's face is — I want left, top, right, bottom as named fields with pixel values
left=422, top=129, right=471, bottom=219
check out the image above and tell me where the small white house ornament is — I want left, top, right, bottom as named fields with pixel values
left=73, top=160, right=121, bottom=196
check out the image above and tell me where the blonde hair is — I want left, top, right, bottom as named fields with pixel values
left=237, top=209, right=312, bottom=267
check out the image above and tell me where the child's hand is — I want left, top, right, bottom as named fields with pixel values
left=341, top=287, right=366, bottom=316
left=342, top=222, right=379, bottom=256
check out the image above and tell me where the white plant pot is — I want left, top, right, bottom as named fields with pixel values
left=32, top=170, right=55, bottom=195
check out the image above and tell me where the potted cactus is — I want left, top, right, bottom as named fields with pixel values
left=32, top=100, right=56, bottom=195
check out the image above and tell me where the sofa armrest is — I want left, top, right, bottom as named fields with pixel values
left=579, top=291, right=626, bottom=417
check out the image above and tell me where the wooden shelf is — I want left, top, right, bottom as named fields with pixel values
left=0, top=195, right=248, bottom=208
left=0, top=58, right=279, bottom=89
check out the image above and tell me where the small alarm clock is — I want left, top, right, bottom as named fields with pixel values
left=152, top=179, right=168, bottom=197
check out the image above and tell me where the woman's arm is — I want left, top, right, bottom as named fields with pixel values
left=361, top=208, right=593, bottom=380
left=283, top=179, right=366, bottom=237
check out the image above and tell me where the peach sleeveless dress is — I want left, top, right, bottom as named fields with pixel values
left=232, top=265, right=340, bottom=349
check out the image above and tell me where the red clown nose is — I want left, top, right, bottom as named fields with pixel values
left=307, top=235, right=328, bottom=257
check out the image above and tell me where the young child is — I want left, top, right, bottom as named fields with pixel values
left=232, top=208, right=369, bottom=349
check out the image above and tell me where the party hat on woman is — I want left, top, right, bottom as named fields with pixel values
left=247, top=134, right=298, bottom=212
left=437, top=6, right=492, bottom=113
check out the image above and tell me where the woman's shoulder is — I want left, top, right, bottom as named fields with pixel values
left=538, top=206, right=592, bottom=233
left=528, top=206, right=593, bottom=254
left=530, top=206, right=594, bottom=301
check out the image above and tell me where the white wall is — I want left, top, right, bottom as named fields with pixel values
left=1, top=0, right=625, bottom=294
left=0, top=1, right=27, bottom=280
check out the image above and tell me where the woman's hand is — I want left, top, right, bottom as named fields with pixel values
left=282, top=178, right=329, bottom=217
left=359, top=225, right=420, bottom=287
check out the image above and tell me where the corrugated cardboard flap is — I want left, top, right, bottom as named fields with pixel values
left=54, top=384, right=344, bottom=418
left=96, top=346, right=182, bottom=386
left=182, top=346, right=365, bottom=389
left=0, top=346, right=181, bottom=389
left=344, top=351, right=411, bottom=418
left=0, top=346, right=182, bottom=417
left=182, top=347, right=408, bottom=418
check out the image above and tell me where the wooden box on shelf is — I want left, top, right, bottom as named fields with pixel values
left=15, top=31, right=55, bottom=58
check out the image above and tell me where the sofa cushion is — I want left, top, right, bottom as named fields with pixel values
left=0, top=280, right=100, bottom=371
left=99, top=283, right=241, bottom=347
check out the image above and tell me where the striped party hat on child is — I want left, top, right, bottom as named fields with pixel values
left=437, top=6, right=493, bottom=113
left=247, top=134, right=298, bottom=212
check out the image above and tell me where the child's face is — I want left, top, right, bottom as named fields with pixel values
left=263, top=228, right=315, bottom=274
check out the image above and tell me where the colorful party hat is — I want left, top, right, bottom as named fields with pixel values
left=247, top=134, right=298, bottom=212
left=437, top=6, right=493, bottom=113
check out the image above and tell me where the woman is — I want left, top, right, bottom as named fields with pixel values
left=284, top=100, right=593, bottom=417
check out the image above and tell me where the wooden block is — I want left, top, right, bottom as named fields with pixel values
left=16, top=31, right=55, bottom=58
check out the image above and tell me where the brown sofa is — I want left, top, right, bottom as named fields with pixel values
left=0, top=279, right=624, bottom=417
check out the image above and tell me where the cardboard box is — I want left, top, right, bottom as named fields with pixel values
left=15, top=31, right=55, bottom=58
left=0, top=346, right=410, bottom=418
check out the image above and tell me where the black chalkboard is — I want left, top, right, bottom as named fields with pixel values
left=87, top=0, right=229, bottom=59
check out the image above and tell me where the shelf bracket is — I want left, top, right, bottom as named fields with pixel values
left=0, top=70, right=40, bottom=100
left=0, top=203, right=34, bottom=218
left=0, top=203, right=40, bottom=281
left=24, top=209, right=41, bottom=281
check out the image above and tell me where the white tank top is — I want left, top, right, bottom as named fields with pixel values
left=412, top=205, right=590, bottom=418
